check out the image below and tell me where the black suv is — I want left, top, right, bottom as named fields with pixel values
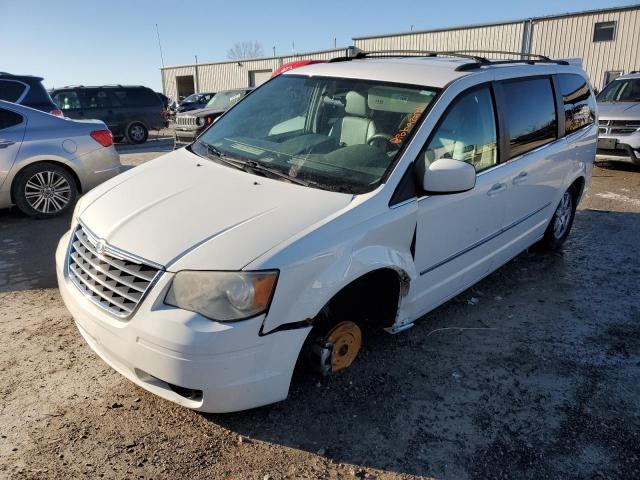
left=50, top=85, right=167, bottom=143
left=0, top=73, right=61, bottom=115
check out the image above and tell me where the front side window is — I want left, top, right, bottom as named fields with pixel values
left=194, top=75, right=439, bottom=194
left=597, top=78, right=640, bottom=102
left=501, top=78, right=557, bottom=158
left=593, top=21, right=616, bottom=42
left=421, top=86, right=498, bottom=173
left=52, top=90, right=81, bottom=110
left=0, top=80, right=27, bottom=103
left=558, top=74, right=596, bottom=134
left=0, top=108, right=23, bottom=130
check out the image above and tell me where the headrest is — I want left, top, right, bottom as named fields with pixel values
left=345, top=91, right=368, bottom=117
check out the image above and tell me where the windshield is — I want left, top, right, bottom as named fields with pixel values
left=206, top=90, right=246, bottom=110
left=183, top=93, right=206, bottom=103
left=194, top=75, right=439, bottom=194
left=597, top=78, right=640, bottom=102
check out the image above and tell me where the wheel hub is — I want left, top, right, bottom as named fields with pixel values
left=324, top=321, right=362, bottom=373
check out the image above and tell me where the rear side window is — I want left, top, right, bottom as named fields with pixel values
left=0, top=108, right=24, bottom=130
left=421, top=85, right=498, bottom=172
left=500, top=78, right=557, bottom=158
left=557, top=74, right=596, bottom=134
left=82, top=88, right=114, bottom=109
left=114, top=88, right=160, bottom=107
left=0, top=80, right=27, bottom=103
left=52, top=90, right=81, bottom=110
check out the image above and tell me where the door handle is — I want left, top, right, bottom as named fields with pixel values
left=487, top=183, right=507, bottom=196
left=512, top=172, right=528, bottom=185
left=0, top=140, right=15, bottom=149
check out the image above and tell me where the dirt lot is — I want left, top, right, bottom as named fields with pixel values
left=1, top=142, right=639, bottom=479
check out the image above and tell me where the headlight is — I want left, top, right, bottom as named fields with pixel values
left=197, top=117, right=206, bottom=126
left=165, top=271, right=278, bottom=321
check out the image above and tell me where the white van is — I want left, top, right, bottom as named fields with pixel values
left=56, top=51, right=597, bottom=413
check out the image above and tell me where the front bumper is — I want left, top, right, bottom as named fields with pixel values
left=55, top=230, right=310, bottom=413
left=596, top=131, right=640, bottom=164
left=173, top=126, right=203, bottom=142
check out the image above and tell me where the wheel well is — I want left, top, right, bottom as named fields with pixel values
left=316, top=268, right=404, bottom=330
left=570, top=176, right=585, bottom=202
left=11, top=161, right=82, bottom=203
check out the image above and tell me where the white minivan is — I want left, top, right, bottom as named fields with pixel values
left=56, top=52, right=597, bottom=413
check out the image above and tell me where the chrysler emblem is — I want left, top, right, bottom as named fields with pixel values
left=95, top=239, right=107, bottom=255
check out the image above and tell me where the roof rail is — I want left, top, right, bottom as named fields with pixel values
left=328, top=48, right=569, bottom=71
left=329, top=47, right=491, bottom=66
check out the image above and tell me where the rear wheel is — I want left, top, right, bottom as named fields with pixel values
left=540, top=186, right=577, bottom=250
left=126, top=122, right=148, bottom=144
left=14, top=163, right=78, bottom=218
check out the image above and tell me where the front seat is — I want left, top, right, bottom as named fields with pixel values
left=335, top=91, right=376, bottom=146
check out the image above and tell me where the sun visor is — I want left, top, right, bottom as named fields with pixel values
left=367, top=87, right=435, bottom=113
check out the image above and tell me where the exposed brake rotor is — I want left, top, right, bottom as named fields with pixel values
left=312, top=321, right=362, bottom=375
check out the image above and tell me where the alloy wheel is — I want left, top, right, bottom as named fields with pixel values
left=130, top=125, right=146, bottom=142
left=24, top=171, right=72, bottom=214
left=552, top=191, right=573, bottom=239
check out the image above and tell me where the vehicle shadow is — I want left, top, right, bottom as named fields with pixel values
left=202, top=208, right=640, bottom=478
left=0, top=207, right=71, bottom=292
left=595, top=160, right=640, bottom=173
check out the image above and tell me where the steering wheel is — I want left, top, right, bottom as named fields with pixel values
left=367, top=133, right=394, bottom=152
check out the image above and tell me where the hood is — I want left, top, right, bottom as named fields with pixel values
left=78, top=149, right=353, bottom=271
left=598, top=101, right=640, bottom=120
left=180, top=106, right=226, bottom=118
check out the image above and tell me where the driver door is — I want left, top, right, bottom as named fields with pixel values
left=411, top=84, right=510, bottom=316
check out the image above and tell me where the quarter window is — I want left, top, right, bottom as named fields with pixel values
left=0, top=80, right=27, bottom=103
left=0, top=108, right=23, bottom=130
left=500, top=78, right=557, bottom=158
left=593, top=21, right=616, bottom=42
left=421, top=86, right=498, bottom=172
left=557, top=74, right=595, bottom=134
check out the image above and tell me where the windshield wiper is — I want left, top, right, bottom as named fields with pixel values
left=243, top=160, right=318, bottom=187
left=198, top=141, right=246, bottom=171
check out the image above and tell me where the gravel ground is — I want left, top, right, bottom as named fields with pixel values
left=1, top=146, right=639, bottom=479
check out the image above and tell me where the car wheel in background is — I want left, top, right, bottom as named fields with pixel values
left=125, top=122, right=148, bottom=144
left=13, top=162, right=78, bottom=219
left=539, top=186, right=577, bottom=250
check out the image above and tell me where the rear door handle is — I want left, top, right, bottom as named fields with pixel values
left=0, top=140, right=15, bottom=149
left=487, top=183, right=507, bottom=196
left=512, top=172, right=528, bottom=185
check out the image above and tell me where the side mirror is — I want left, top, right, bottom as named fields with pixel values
left=423, top=159, right=476, bottom=194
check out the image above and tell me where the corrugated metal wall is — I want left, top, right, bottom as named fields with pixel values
left=531, top=9, right=640, bottom=89
left=161, top=7, right=640, bottom=97
left=161, top=48, right=344, bottom=101
left=353, top=22, right=524, bottom=58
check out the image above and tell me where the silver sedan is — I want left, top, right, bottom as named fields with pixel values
left=0, top=100, right=124, bottom=218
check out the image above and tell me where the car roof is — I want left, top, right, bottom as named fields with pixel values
left=617, top=71, right=640, bottom=80
left=284, top=56, right=585, bottom=88
left=0, top=73, right=44, bottom=82
left=53, top=85, right=153, bottom=90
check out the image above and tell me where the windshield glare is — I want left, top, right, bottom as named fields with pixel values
left=194, top=75, right=438, bottom=194
left=598, top=78, right=640, bottom=102
left=206, top=90, right=245, bottom=110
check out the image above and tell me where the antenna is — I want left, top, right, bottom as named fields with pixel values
left=155, top=24, right=165, bottom=68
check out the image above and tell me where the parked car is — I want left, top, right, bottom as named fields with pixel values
left=173, top=88, right=253, bottom=142
left=0, top=72, right=62, bottom=116
left=176, top=92, right=216, bottom=113
left=56, top=53, right=596, bottom=413
left=0, top=100, right=123, bottom=218
left=156, top=92, right=170, bottom=109
left=596, top=71, right=640, bottom=164
left=50, top=85, right=166, bottom=144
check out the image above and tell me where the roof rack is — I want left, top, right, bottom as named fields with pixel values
left=328, top=47, right=569, bottom=71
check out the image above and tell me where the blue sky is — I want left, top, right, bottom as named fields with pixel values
left=2, top=0, right=636, bottom=92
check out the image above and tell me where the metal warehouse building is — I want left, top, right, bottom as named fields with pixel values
left=161, top=4, right=639, bottom=99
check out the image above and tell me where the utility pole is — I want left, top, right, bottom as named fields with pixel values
left=194, top=55, right=200, bottom=94
left=155, top=24, right=165, bottom=67
left=272, top=46, right=276, bottom=57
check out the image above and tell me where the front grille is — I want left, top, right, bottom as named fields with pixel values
left=175, top=115, right=197, bottom=126
left=599, top=119, right=640, bottom=136
left=67, top=224, right=162, bottom=318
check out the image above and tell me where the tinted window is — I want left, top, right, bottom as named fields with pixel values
left=593, top=21, right=616, bottom=42
left=81, top=88, right=114, bottom=109
left=501, top=78, right=557, bottom=158
left=557, top=74, right=596, bottom=134
left=597, top=78, right=640, bottom=102
left=113, top=88, right=160, bottom=107
left=0, top=108, right=23, bottom=130
left=421, top=86, right=498, bottom=172
left=52, top=90, right=81, bottom=110
left=0, top=80, right=27, bottom=103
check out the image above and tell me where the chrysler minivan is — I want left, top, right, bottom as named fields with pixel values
left=56, top=51, right=596, bottom=413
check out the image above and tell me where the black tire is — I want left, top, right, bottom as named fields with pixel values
left=125, top=122, right=148, bottom=144
left=13, top=163, right=78, bottom=219
left=539, top=185, right=577, bottom=251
